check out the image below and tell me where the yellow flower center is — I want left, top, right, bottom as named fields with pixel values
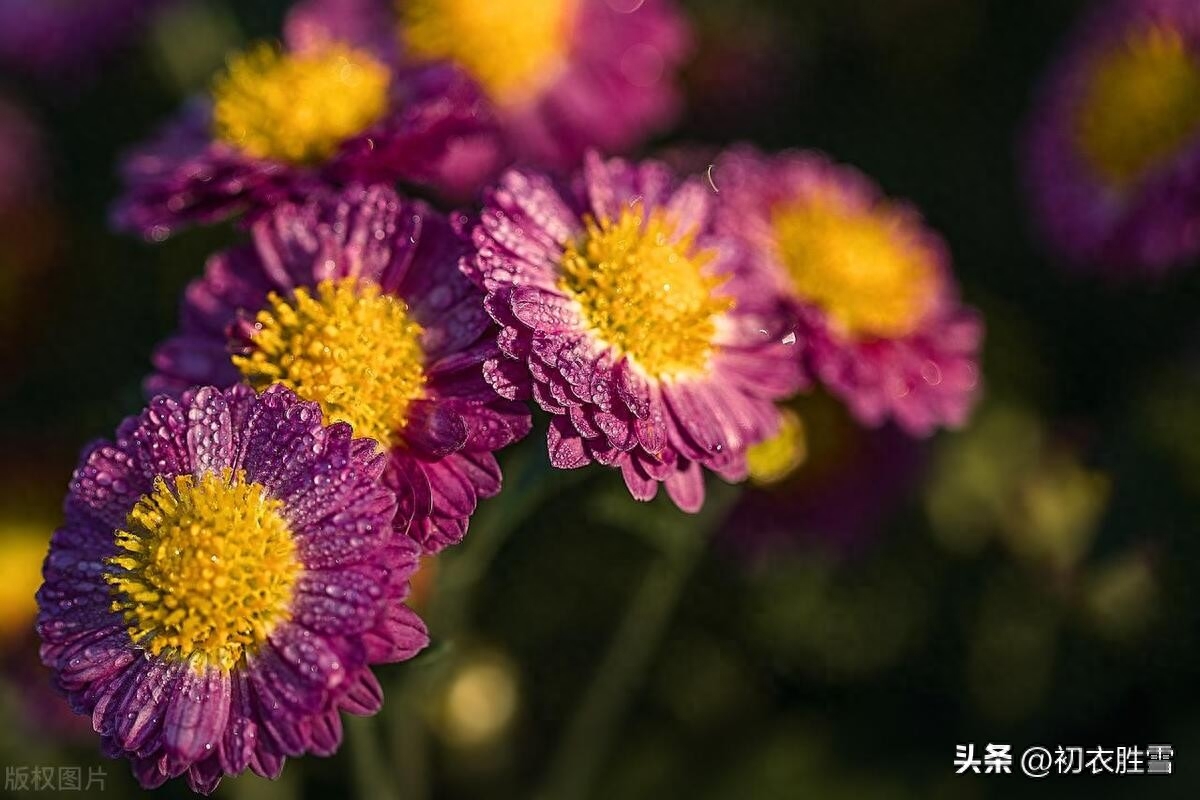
left=398, top=0, right=575, bottom=104
left=1076, top=26, right=1200, bottom=187
left=772, top=198, right=939, bottom=340
left=233, top=278, right=427, bottom=448
left=559, top=208, right=730, bottom=379
left=211, top=42, right=390, bottom=164
left=105, top=470, right=301, bottom=672
left=747, top=409, right=808, bottom=486
left=1, top=523, right=48, bottom=642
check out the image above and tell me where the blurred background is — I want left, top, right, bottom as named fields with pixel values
left=1, top=0, right=1198, bottom=797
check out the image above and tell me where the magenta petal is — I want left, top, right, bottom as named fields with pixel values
left=663, top=382, right=726, bottom=455
left=424, top=458, right=479, bottom=518
left=129, top=753, right=171, bottom=790
left=268, top=624, right=354, bottom=694
left=510, top=285, right=580, bottom=332
left=186, top=756, right=226, bottom=795
left=338, top=671, right=385, bottom=716
left=664, top=460, right=706, bottom=513
left=303, top=712, right=344, bottom=756
left=484, top=357, right=534, bottom=400
left=389, top=454, right=435, bottom=527
left=220, top=672, right=257, bottom=776
left=163, top=669, right=232, bottom=774
left=295, top=566, right=388, bottom=635
left=114, top=660, right=185, bottom=753
left=184, top=387, right=236, bottom=475
left=548, top=415, right=592, bottom=469
left=249, top=746, right=285, bottom=780
left=363, top=604, right=430, bottom=663
left=450, top=451, right=503, bottom=501
left=403, top=400, right=470, bottom=459
left=621, top=458, right=659, bottom=502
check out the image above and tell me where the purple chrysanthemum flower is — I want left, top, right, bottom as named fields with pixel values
left=462, top=152, right=805, bottom=512
left=36, top=384, right=429, bottom=794
left=286, top=0, right=691, bottom=170
left=112, top=33, right=502, bottom=240
left=148, top=184, right=530, bottom=553
left=713, top=148, right=983, bottom=437
left=0, top=0, right=168, bottom=76
left=1025, top=0, right=1200, bottom=273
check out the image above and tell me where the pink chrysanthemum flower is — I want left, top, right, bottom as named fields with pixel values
left=37, top=385, right=428, bottom=794
left=462, top=152, right=805, bottom=512
left=713, top=148, right=983, bottom=437
left=287, top=0, right=691, bottom=170
left=1025, top=0, right=1200, bottom=273
left=148, top=184, right=530, bottom=552
left=112, top=34, right=501, bottom=240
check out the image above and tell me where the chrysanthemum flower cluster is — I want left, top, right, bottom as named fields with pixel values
left=37, top=0, right=984, bottom=793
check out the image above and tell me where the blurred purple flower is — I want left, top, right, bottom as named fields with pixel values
left=287, top=0, right=691, bottom=170
left=0, top=0, right=168, bottom=76
left=37, top=384, right=429, bottom=794
left=462, top=151, right=805, bottom=512
left=714, top=148, right=983, bottom=437
left=148, top=185, right=530, bottom=553
left=112, top=38, right=502, bottom=240
left=1025, top=0, right=1200, bottom=273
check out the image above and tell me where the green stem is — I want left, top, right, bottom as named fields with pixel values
left=430, top=442, right=584, bottom=634
left=535, top=484, right=737, bottom=800
left=347, top=715, right=400, bottom=800
left=389, top=687, right=431, bottom=800
left=380, top=441, right=586, bottom=795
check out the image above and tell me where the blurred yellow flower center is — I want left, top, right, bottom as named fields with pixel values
left=772, top=199, right=938, bottom=340
left=747, top=409, right=808, bottom=485
left=233, top=279, right=426, bottom=447
left=560, top=208, right=730, bottom=379
left=1076, top=26, right=1200, bottom=187
left=211, top=42, right=390, bottom=164
left=105, top=470, right=300, bottom=672
left=398, top=0, right=575, bottom=104
left=0, top=524, right=48, bottom=642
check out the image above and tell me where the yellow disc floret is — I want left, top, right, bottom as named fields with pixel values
left=772, top=198, right=939, bottom=340
left=560, top=207, right=730, bottom=379
left=747, top=409, right=808, bottom=486
left=233, top=278, right=427, bottom=448
left=211, top=42, right=390, bottom=164
left=398, top=0, right=575, bottom=104
left=1076, top=25, right=1200, bottom=187
left=105, top=469, right=300, bottom=672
